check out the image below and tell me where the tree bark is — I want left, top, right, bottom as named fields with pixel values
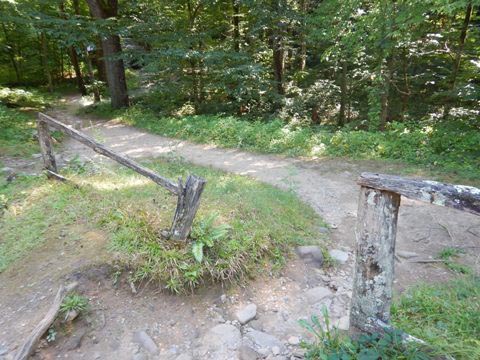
left=85, top=0, right=129, bottom=109
left=40, top=32, right=53, bottom=92
left=84, top=48, right=101, bottom=102
left=338, top=60, right=347, bottom=126
left=298, top=0, right=307, bottom=71
left=1, top=23, right=21, bottom=83
left=444, top=2, right=473, bottom=118
left=37, top=117, right=57, bottom=176
left=350, top=186, right=400, bottom=334
left=232, top=0, right=240, bottom=52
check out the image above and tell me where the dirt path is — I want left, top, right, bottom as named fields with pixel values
left=1, top=95, right=478, bottom=360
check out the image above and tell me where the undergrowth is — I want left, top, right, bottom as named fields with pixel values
left=0, top=158, right=326, bottom=293
left=82, top=103, right=480, bottom=185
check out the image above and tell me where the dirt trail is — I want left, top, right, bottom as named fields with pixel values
left=0, top=95, right=478, bottom=360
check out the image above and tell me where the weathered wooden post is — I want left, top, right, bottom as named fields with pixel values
left=349, top=186, right=401, bottom=334
left=170, top=175, right=207, bottom=241
left=37, top=115, right=57, bottom=175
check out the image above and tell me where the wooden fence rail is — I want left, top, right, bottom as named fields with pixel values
left=37, top=112, right=205, bottom=241
left=349, top=172, right=480, bottom=336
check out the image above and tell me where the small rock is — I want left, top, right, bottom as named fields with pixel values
left=239, top=344, right=261, bottom=360
left=175, top=354, right=193, bottom=360
left=296, top=246, right=324, bottom=267
left=63, top=309, right=79, bottom=323
left=336, top=316, right=350, bottom=331
left=272, top=346, right=280, bottom=355
left=132, top=353, right=147, bottom=360
left=304, top=286, right=333, bottom=304
left=202, top=324, right=241, bottom=350
left=319, top=227, right=329, bottom=234
left=64, top=329, right=86, bottom=351
left=244, top=330, right=285, bottom=353
left=132, top=330, right=159, bottom=355
left=1, top=167, right=14, bottom=175
left=287, top=336, right=300, bottom=346
left=329, top=249, right=349, bottom=264
left=397, top=250, right=418, bottom=259
left=220, top=294, right=227, bottom=303
left=0, top=344, right=8, bottom=356
left=236, top=303, right=257, bottom=325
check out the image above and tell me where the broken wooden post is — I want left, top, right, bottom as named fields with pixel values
left=170, top=174, right=206, bottom=241
left=349, top=186, right=401, bottom=334
left=37, top=115, right=57, bottom=176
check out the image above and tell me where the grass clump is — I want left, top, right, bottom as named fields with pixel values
left=60, top=293, right=89, bottom=316
left=0, top=105, right=40, bottom=156
left=0, top=158, right=326, bottom=293
left=82, top=103, right=480, bottom=184
left=391, top=276, right=480, bottom=359
left=0, top=86, right=54, bottom=109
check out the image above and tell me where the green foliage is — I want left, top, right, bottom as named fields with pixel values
left=0, top=87, right=53, bottom=109
left=60, top=293, right=89, bottom=316
left=190, top=212, right=231, bottom=263
left=392, top=276, right=480, bottom=359
left=300, top=308, right=429, bottom=360
left=0, top=104, right=38, bottom=156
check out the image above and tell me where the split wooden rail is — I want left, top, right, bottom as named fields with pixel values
left=37, top=112, right=206, bottom=241
left=349, top=172, right=480, bottom=335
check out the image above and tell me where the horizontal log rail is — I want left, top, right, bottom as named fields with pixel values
left=37, top=112, right=205, bottom=241
left=358, top=172, right=480, bottom=216
left=350, top=172, right=479, bottom=342
left=38, top=112, right=179, bottom=194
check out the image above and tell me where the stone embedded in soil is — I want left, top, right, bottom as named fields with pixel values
left=236, top=303, right=257, bottom=325
left=202, top=324, right=242, bottom=351
left=244, top=330, right=285, bottom=354
left=336, top=316, right=350, bottom=331
left=296, top=246, right=324, bottom=267
left=397, top=250, right=419, bottom=259
left=287, top=336, right=300, bottom=346
left=132, top=330, right=159, bottom=355
left=304, top=286, right=333, bottom=304
left=329, top=249, right=349, bottom=264
left=239, top=344, right=261, bottom=360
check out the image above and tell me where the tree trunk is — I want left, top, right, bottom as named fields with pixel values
left=84, top=48, right=101, bottom=102
left=272, top=34, right=285, bottom=95
left=69, top=47, right=87, bottom=95
left=1, top=23, right=21, bottom=83
left=444, top=2, right=473, bottom=118
left=85, top=0, right=129, bottom=109
left=299, top=0, right=307, bottom=71
left=94, top=39, right=107, bottom=82
left=349, top=186, right=400, bottom=334
left=232, top=0, right=240, bottom=52
left=40, top=32, right=53, bottom=92
left=338, top=60, right=347, bottom=126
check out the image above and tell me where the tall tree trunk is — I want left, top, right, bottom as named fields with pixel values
left=400, top=48, right=410, bottom=121
left=232, top=0, right=240, bottom=52
left=379, top=55, right=394, bottom=131
left=1, top=23, right=21, bottom=83
left=84, top=48, right=101, bottom=102
left=94, top=39, right=107, bottom=82
left=40, top=32, right=53, bottom=92
left=299, top=0, right=307, bottom=71
left=85, top=0, right=129, bottom=109
left=60, top=0, right=87, bottom=95
left=338, top=60, right=347, bottom=126
left=69, top=47, right=87, bottom=95
left=444, top=2, right=473, bottom=118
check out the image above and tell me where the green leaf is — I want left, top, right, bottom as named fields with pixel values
left=192, top=242, right=204, bottom=263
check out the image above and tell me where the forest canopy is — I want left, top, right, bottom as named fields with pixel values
left=0, top=0, right=478, bottom=129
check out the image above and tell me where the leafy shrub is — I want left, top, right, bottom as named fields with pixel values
left=0, top=87, right=51, bottom=108
left=60, top=294, right=89, bottom=317
left=0, top=105, right=38, bottom=156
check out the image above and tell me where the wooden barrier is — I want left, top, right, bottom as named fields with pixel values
left=37, top=112, right=205, bottom=241
left=350, top=172, right=480, bottom=336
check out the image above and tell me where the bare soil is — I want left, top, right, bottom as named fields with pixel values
left=0, top=95, right=478, bottom=360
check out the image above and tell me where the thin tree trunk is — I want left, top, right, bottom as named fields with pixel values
left=232, top=0, right=240, bottom=52
left=40, top=32, right=53, bottom=92
left=94, top=39, right=107, bottom=82
left=379, top=55, right=394, bottom=131
left=444, top=2, right=473, bottom=117
left=299, top=0, right=307, bottom=71
left=338, top=60, right=347, bottom=126
left=86, top=0, right=129, bottom=109
left=84, top=48, right=101, bottom=102
left=69, top=47, right=87, bottom=95
left=1, top=23, right=21, bottom=83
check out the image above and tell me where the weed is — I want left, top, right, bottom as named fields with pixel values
left=60, top=294, right=89, bottom=317
left=436, top=247, right=471, bottom=274
left=46, top=327, right=57, bottom=343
